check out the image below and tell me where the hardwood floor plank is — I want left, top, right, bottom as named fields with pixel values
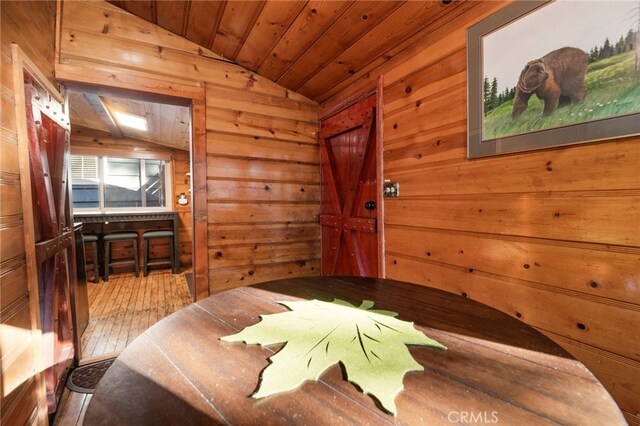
left=92, top=273, right=127, bottom=357
left=81, top=270, right=192, bottom=360
left=84, top=276, right=122, bottom=357
left=52, top=389, right=87, bottom=426
left=127, top=273, right=149, bottom=346
left=114, top=274, right=141, bottom=352
left=104, top=272, right=134, bottom=354
left=76, top=394, right=92, bottom=426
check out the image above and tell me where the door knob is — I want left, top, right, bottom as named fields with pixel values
left=364, top=201, right=376, bottom=210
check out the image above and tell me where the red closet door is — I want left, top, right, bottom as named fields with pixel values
left=319, top=95, right=378, bottom=277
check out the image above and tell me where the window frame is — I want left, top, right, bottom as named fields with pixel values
left=71, top=153, right=173, bottom=213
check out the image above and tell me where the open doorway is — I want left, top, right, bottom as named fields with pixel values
left=65, top=85, right=195, bottom=362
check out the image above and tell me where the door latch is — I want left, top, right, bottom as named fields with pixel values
left=364, top=201, right=376, bottom=210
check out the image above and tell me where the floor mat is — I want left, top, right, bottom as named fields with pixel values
left=66, top=358, right=115, bottom=394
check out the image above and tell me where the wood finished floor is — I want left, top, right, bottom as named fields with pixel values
left=52, top=391, right=92, bottom=426
left=54, top=270, right=192, bottom=425
left=81, top=269, right=192, bottom=359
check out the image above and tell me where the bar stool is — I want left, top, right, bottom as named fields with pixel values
left=104, top=232, right=139, bottom=281
left=143, top=230, right=175, bottom=277
left=83, top=234, right=100, bottom=283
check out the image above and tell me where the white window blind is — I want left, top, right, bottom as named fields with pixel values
left=71, top=155, right=99, bottom=181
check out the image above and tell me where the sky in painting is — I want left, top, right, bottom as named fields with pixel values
left=483, top=0, right=638, bottom=93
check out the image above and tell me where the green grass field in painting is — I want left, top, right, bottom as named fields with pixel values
left=484, top=51, right=640, bottom=140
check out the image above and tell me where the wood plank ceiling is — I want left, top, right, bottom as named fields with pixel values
left=106, top=0, right=467, bottom=103
left=68, top=90, right=190, bottom=150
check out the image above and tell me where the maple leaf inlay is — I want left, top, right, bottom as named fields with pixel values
left=220, top=299, right=447, bottom=415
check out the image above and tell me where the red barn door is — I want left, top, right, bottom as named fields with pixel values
left=23, top=69, right=75, bottom=413
left=320, top=95, right=379, bottom=276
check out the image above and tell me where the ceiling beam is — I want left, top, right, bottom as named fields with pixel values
left=83, top=93, right=124, bottom=139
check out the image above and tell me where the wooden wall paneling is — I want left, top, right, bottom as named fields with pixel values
left=2, top=379, right=38, bottom=426
left=278, top=1, right=402, bottom=91
left=376, top=75, right=385, bottom=278
left=386, top=226, right=640, bottom=304
left=208, top=203, right=318, bottom=225
left=172, top=150, right=192, bottom=268
left=0, top=182, right=22, bottom=218
left=257, top=1, right=351, bottom=81
left=0, top=218, right=24, bottom=262
left=1, top=1, right=57, bottom=84
left=234, top=1, right=308, bottom=72
left=190, top=97, right=208, bottom=300
left=1, top=89, right=18, bottom=132
left=385, top=193, right=639, bottom=246
left=383, top=47, right=467, bottom=113
left=204, top=75, right=320, bottom=290
left=385, top=254, right=640, bottom=361
left=72, top=2, right=215, bottom=59
left=207, top=180, right=319, bottom=203
left=208, top=223, right=321, bottom=247
left=59, top=36, right=282, bottom=99
left=209, top=241, right=320, bottom=269
left=1, top=302, right=37, bottom=420
left=205, top=85, right=317, bottom=123
left=384, top=83, right=466, bottom=144
left=205, top=107, right=317, bottom=144
left=1, top=260, right=28, bottom=313
left=0, top=143, right=20, bottom=185
left=56, top=60, right=205, bottom=101
left=206, top=153, right=319, bottom=184
left=206, top=133, right=318, bottom=164
left=209, top=259, right=320, bottom=292
left=387, top=139, right=640, bottom=194
left=384, top=121, right=467, bottom=171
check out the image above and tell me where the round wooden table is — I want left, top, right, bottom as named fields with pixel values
left=85, top=276, right=624, bottom=425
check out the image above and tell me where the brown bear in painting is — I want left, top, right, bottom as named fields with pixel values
left=512, top=47, right=588, bottom=117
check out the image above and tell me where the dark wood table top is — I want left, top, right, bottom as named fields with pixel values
left=85, top=276, right=624, bottom=425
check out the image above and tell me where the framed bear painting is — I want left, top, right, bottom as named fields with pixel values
left=467, top=0, right=640, bottom=158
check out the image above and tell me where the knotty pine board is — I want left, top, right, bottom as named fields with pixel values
left=234, top=1, right=307, bottom=72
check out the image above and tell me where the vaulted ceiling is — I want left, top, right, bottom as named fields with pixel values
left=106, top=0, right=470, bottom=103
